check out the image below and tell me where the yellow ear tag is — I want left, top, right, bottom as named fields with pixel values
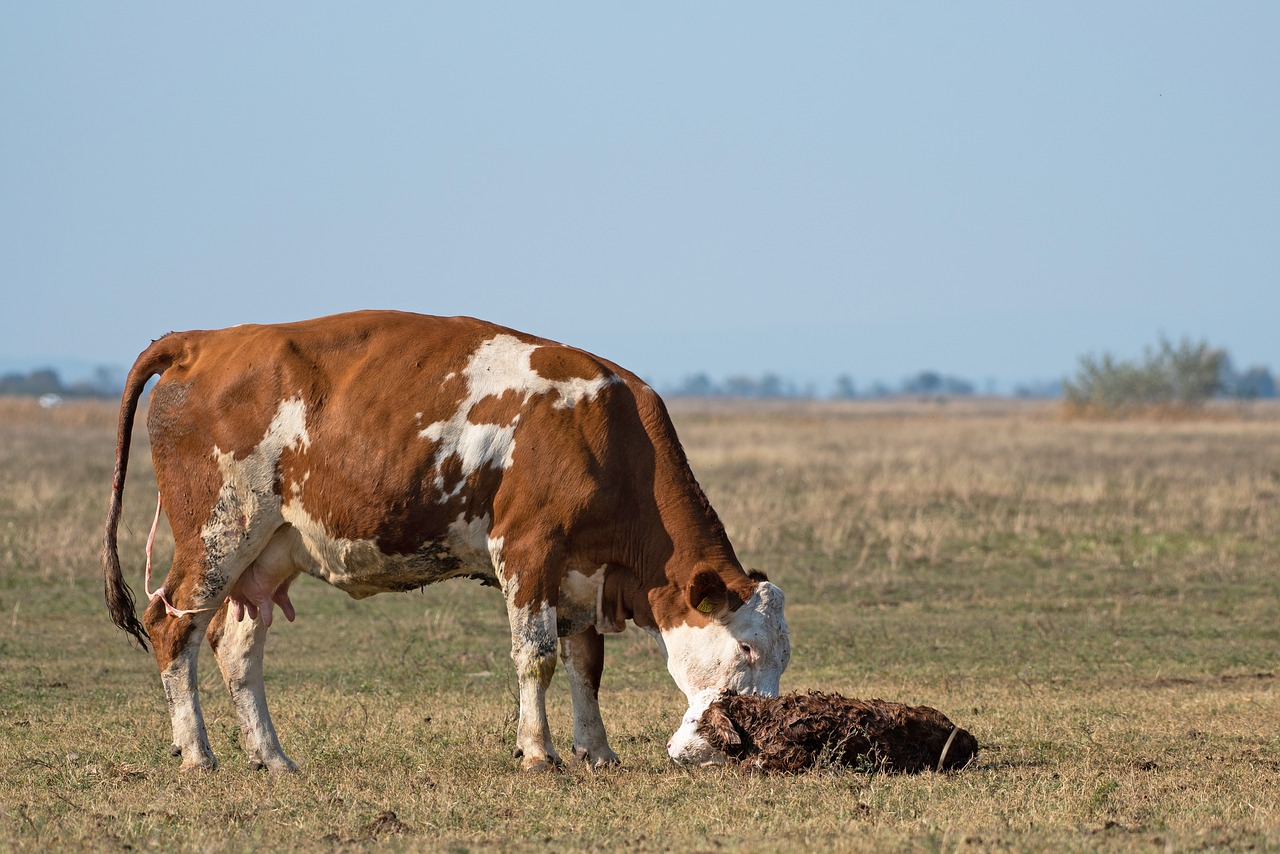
left=696, top=598, right=715, bottom=614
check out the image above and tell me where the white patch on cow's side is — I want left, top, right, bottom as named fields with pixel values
left=200, top=397, right=506, bottom=602
left=447, top=512, right=493, bottom=563
left=667, top=688, right=725, bottom=766
left=207, top=399, right=310, bottom=513
left=419, top=334, right=619, bottom=500
left=421, top=417, right=515, bottom=499
left=279, top=503, right=497, bottom=597
left=214, top=396, right=310, bottom=470
left=657, top=582, right=790, bottom=701
left=199, top=396, right=312, bottom=594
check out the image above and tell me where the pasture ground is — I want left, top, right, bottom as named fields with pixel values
left=1, top=396, right=1278, bottom=852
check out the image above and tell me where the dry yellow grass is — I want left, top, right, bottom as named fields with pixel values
left=1, top=397, right=1278, bottom=851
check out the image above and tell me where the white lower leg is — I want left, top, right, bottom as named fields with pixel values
left=214, top=613, right=297, bottom=773
left=509, top=603, right=560, bottom=769
left=160, top=647, right=217, bottom=771
left=561, top=633, right=619, bottom=766
left=514, top=664, right=557, bottom=769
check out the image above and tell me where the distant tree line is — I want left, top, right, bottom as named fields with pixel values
left=666, top=336, right=1275, bottom=406
left=0, top=367, right=120, bottom=399
left=670, top=373, right=818, bottom=399
left=669, top=370, right=985, bottom=400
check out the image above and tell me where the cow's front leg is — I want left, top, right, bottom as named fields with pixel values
left=206, top=604, right=298, bottom=774
left=561, top=628, right=620, bottom=767
left=505, top=596, right=561, bottom=771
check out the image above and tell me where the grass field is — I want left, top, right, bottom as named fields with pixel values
left=2, top=396, right=1278, bottom=851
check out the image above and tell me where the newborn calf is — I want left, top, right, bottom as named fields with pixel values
left=668, top=690, right=978, bottom=774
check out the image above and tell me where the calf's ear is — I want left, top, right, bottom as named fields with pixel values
left=746, top=568, right=769, bottom=583
left=706, top=703, right=741, bottom=748
left=687, top=569, right=728, bottom=617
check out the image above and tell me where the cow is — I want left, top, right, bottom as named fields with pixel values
left=102, top=311, right=790, bottom=773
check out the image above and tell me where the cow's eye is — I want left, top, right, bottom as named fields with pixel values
left=739, top=642, right=753, bottom=657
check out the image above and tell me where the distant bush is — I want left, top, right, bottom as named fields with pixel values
left=1063, top=336, right=1225, bottom=414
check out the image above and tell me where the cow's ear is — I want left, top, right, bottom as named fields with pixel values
left=687, top=569, right=728, bottom=618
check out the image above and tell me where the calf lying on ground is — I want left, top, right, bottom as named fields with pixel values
left=667, top=690, right=978, bottom=774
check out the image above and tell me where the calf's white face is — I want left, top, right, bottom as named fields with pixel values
left=666, top=689, right=725, bottom=765
left=659, top=581, right=790, bottom=701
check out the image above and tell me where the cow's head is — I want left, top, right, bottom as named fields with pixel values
left=656, top=569, right=790, bottom=702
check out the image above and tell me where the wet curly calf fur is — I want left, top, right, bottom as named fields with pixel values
left=669, top=691, right=978, bottom=774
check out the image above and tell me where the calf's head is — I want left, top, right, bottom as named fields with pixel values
left=657, top=569, right=790, bottom=702
left=667, top=688, right=731, bottom=765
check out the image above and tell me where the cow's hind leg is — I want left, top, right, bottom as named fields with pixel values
left=206, top=528, right=301, bottom=773
left=143, top=545, right=228, bottom=771
left=148, top=506, right=286, bottom=771
left=561, top=628, right=620, bottom=767
left=206, top=603, right=298, bottom=773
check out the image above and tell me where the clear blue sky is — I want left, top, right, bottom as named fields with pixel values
left=2, top=3, right=1276, bottom=392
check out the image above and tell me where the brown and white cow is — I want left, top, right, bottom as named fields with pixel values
left=103, top=311, right=789, bottom=772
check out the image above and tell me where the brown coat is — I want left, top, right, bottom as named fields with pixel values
left=698, top=691, right=978, bottom=774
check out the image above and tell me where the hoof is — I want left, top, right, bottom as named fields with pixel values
left=249, top=756, right=300, bottom=774
left=172, top=744, right=218, bottom=771
left=520, top=755, right=563, bottom=773
left=573, top=745, right=621, bottom=768
left=179, top=755, right=218, bottom=772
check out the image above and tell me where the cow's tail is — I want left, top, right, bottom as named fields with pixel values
left=103, top=334, right=185, bottom=651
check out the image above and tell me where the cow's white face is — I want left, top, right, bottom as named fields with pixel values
left=666, top=688, right=725, bottom=765
left=657, top=581, right=790, bottom=701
